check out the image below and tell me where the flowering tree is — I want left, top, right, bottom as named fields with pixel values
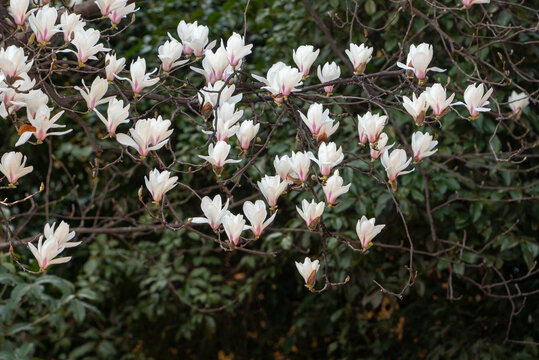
left=0, top=0, right=537, bottom=357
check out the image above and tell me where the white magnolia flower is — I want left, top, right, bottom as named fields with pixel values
left=184, top=22, right=215, bottom=58
left=369, top=133, right=394, bottom=161
left=8, top=0, right=33, bottom=27
left=411, top=131, right=438, bottom=163
left=295, top=257, right=320, bottom=288
left=317, top=62, right=340, bottom=94
left=289, top=151, right=313, bottom=183
left=397, top=43, right=445, bottom=80
left=293, top=45, right=319, bottom=78
left=205, top=102, right=242, bottom=142
left=116, top=57, right=159, bottom=95
left=148, top=116, right=173, bottom=146
left=317, top=117, right=339, bottom=143
left=158, top=39, right=188, bottom=73
left=0, top=151, right=33, bottom=186
left=0, top=73, right=35, bottom=114
left=116, top=119, right=169, bottom=158
left=274, top=155, right=292, bottom=182
left=297, top=199, right=325, bottom=229
left=252, top=62, right=303, bottom=101
left=507, top=91, right=529, bottom=116
left=108, top=1, right=138, bottom=26
left=403, top=92, right=429, bottom=126
left=105, top=53, right=126, bottom=82
left=298, top=103, right=332, bottom=137
left=191, top=46, right=230, bottom=85
left=198, top=81, right=242, bottom=111
left=15, top=105, right=70, bottom=146
left=462, top=0, right=490, bottom=8
left=94, top=98, right=130, bottom=135
left=174, top=20, right=198, bottom=55
left=28, top=5, right=60, bottom=44
left=13, top=90, right=49, bottom=118
left=425, top=83, right=454, bottom=117
left=225, top=32, right=253, bottom=68
left=237, top=120, right=260, bottom=151
left=145, top=169, right=178, bottom=203
left=243, top=200, right=276, bottom=238
left=357, top=111, right=387, bottom=146
left=67, top=28, right=110, bottom=66
left=74, top=76, right=111, bottom=111
left=95, top=0, right=125, bottom=17
left=345, top=43, right=373, bottom=75
left=60, top=12, right=86, bottom=43
left=44, top=221, right=80, bottom=249
left=452, top=83, right=493, bottom=119
left=356, top=216, right=385, bottom=250
left=222, top=213, right=249, bottom=246
left=381, top=149, right=414, bottom=191
left=310, top=142, right=344, bottom=177
left=190, top=195, right=230, bottom=231
left=198, top=140, right=241, bottom=174
left=258, top=175, right=287, bottom=208
left=28, top=234, right=71, bottom=271
left=323, top=170, right=351, bottom=206
left=0, top=45, right=33, bottom=79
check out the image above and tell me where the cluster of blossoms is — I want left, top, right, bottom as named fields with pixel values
left=0, top=0, right=530, bottom=289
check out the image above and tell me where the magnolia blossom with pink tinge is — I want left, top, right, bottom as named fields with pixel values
left=243, top=200, right=276, bottom=238
left=190, top=195, right=230, bottom=231
left=403, top=92, right=429, bottom=126
left=298, top=103, right=333, bottom=138
left=323, top=170, right=351, bottom=206
left=289, top=151, right=313, bottom=183
left=411, top=131, right=438, bottom=163
left=96, top=0, right=124, bottom=17
left=462, top=0, right=490, bottom=8
left=198, top=81, right=242, bottom=110
left=258, top=175, right=288, bottom=208
left=369, top=133, right=394, bottom=161
left=108, top=2, right=138, bottom=26
left=452, top=83, right=493, bottom=119
left=116, top=57, right=159, bottom=95
left=0, top=45, right=33, bottom=79
left=28, top=5, right=60, bottom=44
left=356, top=216, right=385, bottom=250
left=105, top=53, right=126, bottom=81
left=116, top=119, right=169, bottom=158
left=204, top=102, right=242, bottom=142
left=317, top=62, right=340, bottom=94
left=198, top=141, right=241, bottom=173
left=237, top=120, right=260, bottom=151
left=425, top=83, right=454, bottom=117
left=145, top=169, right=178, bottom=203
left=295, top=257, right=320, bottom=288
left=357, top=111, right=387, bottom=145
left=222, top=213, right=249, bottom=246
left=345, top=43, right=373, bottom=75
left=191, top=46, right=230, bottom=84
left=60, top=12, right=86, bottom=43
left=8, top=0, right=34, bottom=27
left=252, top=62, right=303, bottom=101
left=28, top=221, right=79, bottom=271
left=225, top=32, right=253, bottom=68
left=296, top=199, right=325, bottom=229
left=293, top=45, right=320, bottom=78
left=94, top=98, right=130, bottom=135
left=310, top=142, right=344, bottom=177
left=158, top=39, right=188, bottom=73
left=0, top=151, right=33, bottom=186
left=15, top=105, right=71, bottom=146
left=274, top=155, right=292, bottom=182
left=397, top=43, right=445, bottom=80
left=67, top=28, right=110, bottom=66
left=74, top=76, right=111, bottom=111
left=381, top=148, right=414, bottom=190
left=507, top=91, right=529, bottom=117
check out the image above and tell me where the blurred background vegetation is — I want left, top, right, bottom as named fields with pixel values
left=0, top=0, right=538, bottom=359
